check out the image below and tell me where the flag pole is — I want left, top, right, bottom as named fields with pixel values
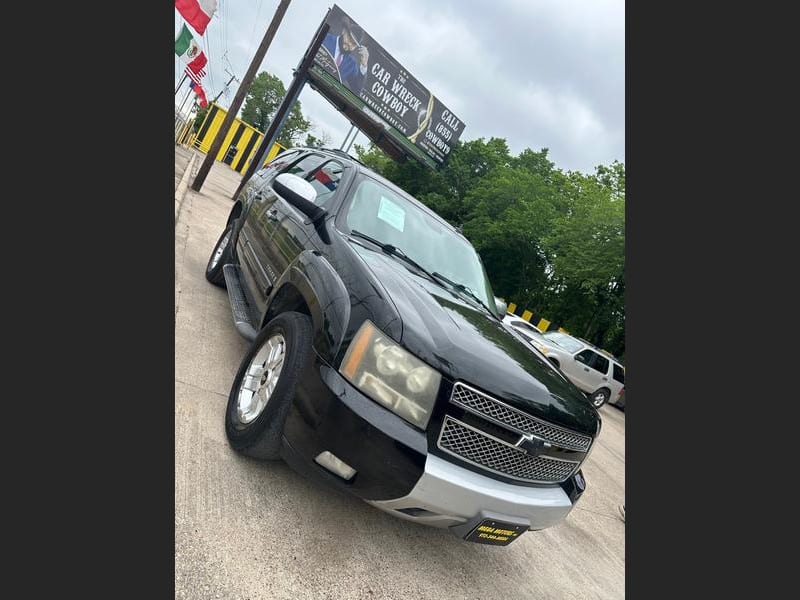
left=179, top=84, right=194, bottom=116
left=175, top=73, right=188, bottom=95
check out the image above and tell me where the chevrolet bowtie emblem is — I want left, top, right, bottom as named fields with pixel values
left=516, top=433, right=552, bottom=457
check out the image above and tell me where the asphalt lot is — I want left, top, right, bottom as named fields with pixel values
left=175, top=149, right=625, bottom=599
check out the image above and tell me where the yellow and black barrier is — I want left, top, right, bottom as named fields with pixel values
left=506, top=302, right=568, bottom=334
left=178, top=102, right=286, bottom=174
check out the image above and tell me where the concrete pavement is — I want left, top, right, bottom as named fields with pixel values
left=174, top=150, right=625, bottom=599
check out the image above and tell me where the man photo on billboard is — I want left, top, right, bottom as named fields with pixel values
left=322, top=16, right=369, bottom=95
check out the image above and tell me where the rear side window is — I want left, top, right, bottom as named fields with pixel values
left=613, top=363, right=625, bottom=384
left=592, top=354, right=610, bottom=375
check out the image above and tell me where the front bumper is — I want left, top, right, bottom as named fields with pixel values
left=368, top=454, right=576, bottom=531
left=280, top=351, right=583, bottom=534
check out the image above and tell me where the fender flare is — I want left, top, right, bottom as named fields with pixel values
left=262, top=250, right=351, bottom=364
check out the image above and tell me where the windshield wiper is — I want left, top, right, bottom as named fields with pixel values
left=430, top=272, right=498, bottom=319
left=349, top=230, right=440, bottom=284
left=348, top=230, right=498, bottom=319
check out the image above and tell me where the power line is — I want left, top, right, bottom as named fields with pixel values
left=248, top=0, right=265, bottom=58
left=222, top=0, right=230, bottom=68
left=200, top=34, right=216, bottom=102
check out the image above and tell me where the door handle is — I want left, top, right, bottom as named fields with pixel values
left=602, top=377, right=608, bottom=381
left=266, top=209, right=279, bottom=221
left=584, top=367, right=590, bottom=372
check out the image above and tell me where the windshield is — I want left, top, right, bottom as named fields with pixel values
left=542, top=332, right=584, bottom=352
left=344, top=175, right=497, bottom=313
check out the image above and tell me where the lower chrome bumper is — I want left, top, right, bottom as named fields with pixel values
left=367, top=454, right=575, bottom=531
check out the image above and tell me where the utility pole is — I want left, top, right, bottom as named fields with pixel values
left=213, top=70, right=239, bottom=104
left=232, top=19, right=329, bottom=199
left=191, top=0, right=293, bottom=192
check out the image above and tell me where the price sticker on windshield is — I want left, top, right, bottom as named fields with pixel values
left=377, top=196, right=406, bottom=232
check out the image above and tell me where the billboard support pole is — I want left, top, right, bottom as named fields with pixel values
left=339, top=124, right=356, bottom=150
left=233, top=19, right=330, bottom=199
left=344, top=131, right=357, bottom=153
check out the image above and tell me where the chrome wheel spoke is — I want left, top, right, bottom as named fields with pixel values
left=236, top=333, right=287, bottom=425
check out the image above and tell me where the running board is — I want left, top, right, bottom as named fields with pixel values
left=222, top=264, right=259, bottom=342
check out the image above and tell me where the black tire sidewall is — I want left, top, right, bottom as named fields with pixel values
left=205, top=222, right=234, bottom=285
left=225, top=312, right=313, bottom=458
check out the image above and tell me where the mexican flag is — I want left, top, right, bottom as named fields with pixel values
left=175, top=0, right=217, bottom=35
left=175, top=24, right=207, bottom=74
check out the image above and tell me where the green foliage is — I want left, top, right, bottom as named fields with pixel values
left=240, top=72, right=311, bottom=147
left=356, top=140, right=626, bottom=356
left=192, top=105, right=209, bottom=133
left=304, top=133, right=324, bottom=148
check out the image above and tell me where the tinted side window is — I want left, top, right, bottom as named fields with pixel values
left=305, top=160, right=344, bottom=206
left=613, top=363, right=625, bottom=384
left=256, top=150, right=300, bottom=180
left=285, top=154, right=326, bottom=178
left=591, top=353, right=610, bottom=375
left=575, top=350, right=594, bottom=364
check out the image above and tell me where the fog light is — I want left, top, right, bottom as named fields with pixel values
left=314, top=451, right=357, bottom=481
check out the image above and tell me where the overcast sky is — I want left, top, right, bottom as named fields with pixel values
left=175, top=0, right=624, bottom=174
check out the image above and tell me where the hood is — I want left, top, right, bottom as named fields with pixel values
left=351, top=244, right=599, bottom=435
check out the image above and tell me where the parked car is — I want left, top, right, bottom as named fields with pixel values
left=205, top=147, right=601, bottom=546
left=502, top=314, right=544, bottom=344
left=525, top=331, right=624, bottom=408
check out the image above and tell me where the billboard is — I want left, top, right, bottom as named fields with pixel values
left=310, top=4, right=465, bottom=168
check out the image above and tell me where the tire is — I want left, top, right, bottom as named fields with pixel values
left=225, top=311, right=313, bottom=460
left=590, top=388, right=610, bottom=409
left=205, top=222, right=235, bottom=287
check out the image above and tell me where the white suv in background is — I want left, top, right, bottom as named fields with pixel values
left=502, top=314, right=543, bottom=342
left=520, top=329, right=625, bottom=409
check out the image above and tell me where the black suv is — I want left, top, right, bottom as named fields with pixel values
left=206, top=147, right=600, bottom=546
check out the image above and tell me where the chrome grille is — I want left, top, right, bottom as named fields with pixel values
left=451, top=382, right=591, bottom=452
left=437, top=416, right=579, bottom=483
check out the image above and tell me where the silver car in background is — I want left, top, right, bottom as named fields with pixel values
left=503, top=323, right=625, bottom=409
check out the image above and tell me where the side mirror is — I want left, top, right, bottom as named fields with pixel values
left=273, top=173, right=326, bottom=222
left=494, top=297, right=508, bottom=315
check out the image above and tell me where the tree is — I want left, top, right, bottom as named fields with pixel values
left=192, top=105, right=209, bottom=133
left=240, top=72, right=311, bottom=147
left=304, top=130, right=332, bottom=148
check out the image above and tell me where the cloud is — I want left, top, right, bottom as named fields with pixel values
left=176, top=0, right=623, bottom=173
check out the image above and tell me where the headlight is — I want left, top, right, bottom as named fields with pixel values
left=340, top=321, right=441, bottom=429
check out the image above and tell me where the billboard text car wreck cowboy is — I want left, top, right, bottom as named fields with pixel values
left=312, top=4, right=465, bottom=166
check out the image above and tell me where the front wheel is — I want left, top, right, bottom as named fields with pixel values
left=590, top=388, right=610, bottom=408
left=225, top=312, right=313, bottom=460
left=205, top=222, right=234, bottom=287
